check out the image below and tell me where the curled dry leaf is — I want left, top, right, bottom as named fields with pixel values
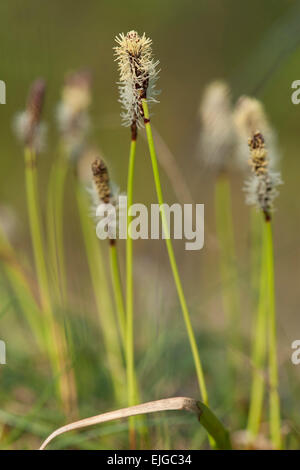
left=39, top=397, right=231, bottom=450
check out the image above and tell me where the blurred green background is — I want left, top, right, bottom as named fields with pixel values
left=0, top=0, right=300, bottom=449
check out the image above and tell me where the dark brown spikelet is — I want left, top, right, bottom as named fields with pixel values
left=26, top=78, right=46, bottom=147
left=248, top=131, right=268, bottom=176
left=91, top=159, right=111, bottom=204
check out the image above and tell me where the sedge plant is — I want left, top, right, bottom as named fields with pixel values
left=48, top=70, right=92, bottom=305
left=113, top=32, right=219, bottom=442
left=244, top=131, right=282, bottom=449
left=13, top=79, right=75, bottom=415
left=114, top=31, right=157, bottom=445
left=0, top=223, right=44, bottom=349
left=90, top=158, right=147, bottom=444
left=75, top=176, right=125, bottom=406
left=91, top=158, right=126, bottom=346
left=199, top=82, right=241, bottom=379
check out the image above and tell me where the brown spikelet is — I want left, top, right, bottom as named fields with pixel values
left=248, top=131, right=268, bottom=176
left=91, top=159, right=111, bottom=204
left=26, top=79, right=46, bottom=147
left=245, top=130, right=283, bottom=221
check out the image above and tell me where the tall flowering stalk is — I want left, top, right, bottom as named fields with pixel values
left=91, top=155, right=147, bottom=445
left=75, top=157, right=125, bottom=406
left=115, top=29, right=209, bottom=403
left=114, top=30, right=159, bottom=445
left=199, top=81, right=240, bottom=405
left=50, top=70, right=92, bottom=302
left=234, top=97, right=281, bottom=310
left=14, top=79, right=74, bottom=414
left=245, top=131, right=282, bottom=449
left=58, top=73, right=126, bottom=406
left=114, top=30, right=230, bottom=449
left=91, top=158, right=126, bottom=345
left=142, top=98, right=209, bottom=403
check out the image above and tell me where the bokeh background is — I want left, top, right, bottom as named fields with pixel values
left=0, top=0, right=300, bottom=449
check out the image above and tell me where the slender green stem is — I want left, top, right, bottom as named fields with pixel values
left=76, top=183, right=125, bottom=406
left=47, top=148, right=69, bottom=302
left=54, top=153, right=69, bottom=302
left=214, top=175, right=240, bottom=346
left=47, top=150, right=78, bottom=417
left=47, top=164, right=60, bottom=294
left=250, top=207, right=263, bottom=302
left=110, top=236, right=148, bottom=447
left=126, top=136, right=137, bottom=446
left=24, top=147, right=71, bottom=410
left=25, top=148, right=52, bottom=315
left=0, top=226, right=44, bottom=349
left=109, top=243, right=126, bottom=347
left=142, top=100, right=208, bottom=405
left=265, top=220, right=281, bottom=449
left=247, top=220, right=267, bottom=438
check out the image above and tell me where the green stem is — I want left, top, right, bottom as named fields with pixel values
left=214, top=175, right=240, bottom=346
left=47, top=148, right=69, bottom=303
left=25, top=148, right=52, bottom=315
left=47, top=164, right=60, bottom=294
left=110, top=237, right=148, bottom=447
left=109, top=243, right=126, bottom=348
left=126, top=136, right=137, bottom=446
left=24, top=147, right=70, bottom=409
left=265, top=220, right=281, bottom=449
left=47, top=151, right=78, bottom=417
left=54, top=153, right=69, bottom=302
left=142, top=99, right=208, bottom=405
left=76, top=183, right=125, bottom=406
left=250, top=207, right=263, bottom=302
left=0, top=226, right=44, bottom=349
left=247, top=220, right=267, bottom=439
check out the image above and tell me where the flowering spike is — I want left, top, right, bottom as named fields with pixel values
left=56, top=70, right=92, bottom=161
left=27, top=79, right=46, bottom=133
left=13, top=78, right=47, bottom=152
left=91, top=158, right=125, bottom=244
left=198, top=80, right=236, bottom=172
left=114, top=30, right=159, bottom=127
left=244, top=131, right=283, bottom=220
left=233, top=96, right=280, bottom=170
left=91, top=159, right=111, bottom=204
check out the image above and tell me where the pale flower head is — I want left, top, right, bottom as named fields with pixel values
left=198, top=80, right=236, bottom=172
left=56, top=70, right=92, bottom=161
left=114, top=30, right=159, bottom=128
left=233, top=96, right=280, bottom=170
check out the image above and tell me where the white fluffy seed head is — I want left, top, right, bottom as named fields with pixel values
left=198, top=80, right=236, bottom=171
left=94, top=190, right=126, bottom=241
left=13, top=111, right=47, bottom=153
left=233, top=96, right=280, bottom=170
left=87, top=182, right=126, bottom=241
left=244, top=171, right=283, bottom=214
left=56, top=70, right=91, bottom=161
left=114, top=30, right=160, bottom=127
